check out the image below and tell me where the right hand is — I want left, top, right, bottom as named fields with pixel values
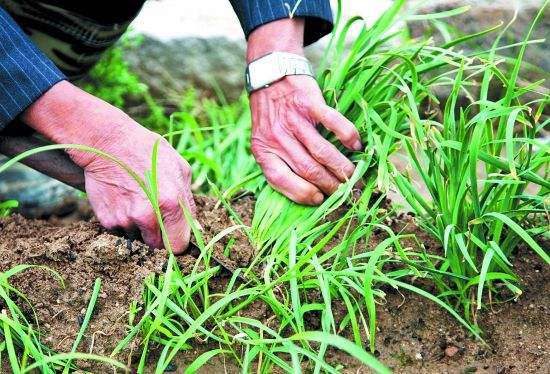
left=22, top=81, right=195, bottom=253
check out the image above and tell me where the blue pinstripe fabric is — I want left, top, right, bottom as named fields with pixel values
left=0, top=6, right=65, bottom=130
left=229, top=0, right=333, bottom=46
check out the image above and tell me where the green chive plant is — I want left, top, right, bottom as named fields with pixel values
left=0, top=200, right=18, bottom=217
left=251, top=0, right=478, bottom=335
left=110, top=160, right=395, bottom=373
left=389, top=1, right=550, bottom=322
left=1, top=141, right=389, bottom=372
left=164, top=94, right=260, bottom=193
left=251, top=0, right=493, bottom=249
left=1, top=0, right=548, bottom=372
left=250, top=0, right=549, bottom=342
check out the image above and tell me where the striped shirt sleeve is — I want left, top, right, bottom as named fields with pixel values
left=229, top=0, right=333, bottom=46
left=0, top=6, right=65, bottom=130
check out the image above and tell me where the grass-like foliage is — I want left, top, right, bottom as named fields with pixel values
left=389, top=1, right=550, bottom=322
left=164, top=93, right=261, bottom=193
left=0, top=200, right=18, bottom=217
left=0, top=0, right=548, bottom=372
left=395, top=92, right=549, bottom=322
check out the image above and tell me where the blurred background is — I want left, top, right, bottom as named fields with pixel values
left=131, top=0, right=394, bottom=40
left=125, top=0, right=547, bottom=102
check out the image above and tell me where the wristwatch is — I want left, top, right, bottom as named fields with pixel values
left=245, top=52, right=315, bottom=94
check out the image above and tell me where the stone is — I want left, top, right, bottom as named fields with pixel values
left=0, top=157, right=80, bottom=218
left=123, top=36, right=246, bottom=103
left=445, top=345, right=460, bottom=357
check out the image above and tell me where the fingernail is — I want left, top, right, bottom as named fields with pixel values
left=353, top=140, right=363, bottom=151
left=313, top=192, right=324, bottom=205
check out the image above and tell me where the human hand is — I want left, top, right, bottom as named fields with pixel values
left=247, top=19, right=362, bottom=205
left=22, top=81, right=195, bottom=253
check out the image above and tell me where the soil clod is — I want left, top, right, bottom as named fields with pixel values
left=445, top=345, right=460, bottom=358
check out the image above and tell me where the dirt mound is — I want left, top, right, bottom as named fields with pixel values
left=372, top=246, right=549, bottom=373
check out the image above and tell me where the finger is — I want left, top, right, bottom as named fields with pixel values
left=146, top=163, right=194, bottom=254
left=278, top=135, right=341, bottom=195
left=114, top=215, right=140, bottom=241
left=95, top=214, right=118, bottom=231
left=136, top=222, right=163, bottom=249
left=257, top=152, right=324, bottom=205
left=311, top=105, right=362, bottom=151
left=294, top=123, right=355, bottom=181
left=114, top=212, right=134, bottom=231
left=133, top=197, right=191, bottom=254
left=132, top=205, right=163, bottom=249
left=86, top=184, right=119, bottom=230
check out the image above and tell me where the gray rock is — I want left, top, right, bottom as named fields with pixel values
left=123, top=36, right=324, bottom=103
left=0, top=157, right=80, bottom=218
left=407, top=0, right=549, bottom=76
left=123, top=36, right=246, bottom=103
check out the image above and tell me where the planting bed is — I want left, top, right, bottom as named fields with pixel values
left=0, top=196, right=547, bottom=373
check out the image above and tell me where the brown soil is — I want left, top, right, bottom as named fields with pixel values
left=0, top=215, right=166, bottom=371
left=0, top=195, right=256, bottom=372
left=371, top=244, right=549, bottom=374
left=0, top=195, right=548, bottom=373
left=177, top=194, right=256, bottom=275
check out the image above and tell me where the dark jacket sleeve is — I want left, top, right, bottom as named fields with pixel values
left=0, top=6, right=65, bottom=130
left=229, top=0, right=333, bottom=46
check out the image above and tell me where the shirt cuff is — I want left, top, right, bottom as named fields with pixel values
left=0, top=6, right=65, bottom=130
left=230, top=0, right=333, bottom=46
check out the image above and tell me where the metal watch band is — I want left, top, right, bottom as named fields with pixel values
left=245, top=52, right=314, bottom=94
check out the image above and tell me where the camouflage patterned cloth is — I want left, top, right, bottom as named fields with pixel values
left=0, top=0, right=144, bottom=79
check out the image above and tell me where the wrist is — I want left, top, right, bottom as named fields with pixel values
left=22, top=81, right=133, bottom=166
left=246, top=18, right=305, bottom=63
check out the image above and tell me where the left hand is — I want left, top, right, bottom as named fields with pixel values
left=249, top=75, right=361, bottom=205
left=247, top=18, right=362, bottom=205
